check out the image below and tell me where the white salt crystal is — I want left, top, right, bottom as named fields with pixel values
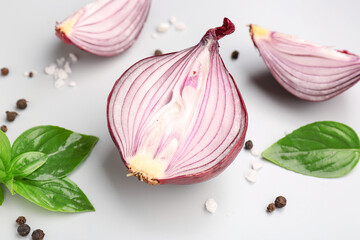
left=251, top=148, right=260, bottom=157
left=54, top=79, right=65, bottom=89
left=56, top=57, right=66, bottom=66
left=245, top=169, right=257, bottom=183
left=23, top=72, right=29, bottom=77
left=151, top=33, right=158, bottom=39
left=252, top=161, right=263, bottom=171
left=169, top=16, right=176, bottom=24
left=54, top=68, right=68, bottom=81
left=68, top=81, right=77, bottom=87
left=63, top=61, right=72, bottom=74
left=45, top=63, right=57, bottom=75
left=157, top=22, right=170, bottom=33
left=69, top=53, right=78, bottom=62
left=46, top=54, right=77, bottom=89
left=175, top=22, right=186, bottom=31
left=205, top=198, right=217, bottom=214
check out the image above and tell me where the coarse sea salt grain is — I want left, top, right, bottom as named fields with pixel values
left=205, top=198, right=218, bottom=214
left=69, top=53, right=78, bottom=63
left=45, top=53, right=79, bottom=88
left=68, top=81, right=77, bottom=87
left=175, top=22, right=186, bottom=31
left=54, top=79, right=65, bottom=89
left=251, top=148, right=260, bottom=157
left=245, top=169, right=257, bottom=183
left=252, top=161, right=263, bottom=171
left=45, top=63, right=57, bottom=75
left=63, top=61, right=72, bottom=74
left=169, top=16, right=176, bottom=24
left=54, top=68, right=68, bottom=81
left=151, top=33, right=158, bottom=39
left=56, top=57, right=66, bottom=66
left=157, top=22, right=170, bottom=33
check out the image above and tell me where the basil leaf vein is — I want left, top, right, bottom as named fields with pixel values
left=262, top=121, right=360, bottom=178
left=9, top=152, right=48, bottom=180
left=13, top=177, right=95, bottom=212
left=11, top=126, right=98, bottom=180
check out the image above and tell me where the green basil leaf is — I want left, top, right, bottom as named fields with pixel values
left=11, top=126, right=98, bottom=180
left=10, top=152, right=48, bottom=180
left=13, top=177, right=94, bottom=212
left=0, top=130, right=11, bottom=181
left=0, top=185, right=4, bottom=206
left=5, top=178, right=14, bottom=195
left=262, top=121, right=360, bottom=178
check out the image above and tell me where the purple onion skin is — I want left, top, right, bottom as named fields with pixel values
left=107, top=18, right=248, bottom=185
left=56, top=0, right=151, bottom=57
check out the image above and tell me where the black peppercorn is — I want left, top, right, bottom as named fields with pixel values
left=16, top=99, right=28, bottom=110
left=0, top=125, right=7, bottom=133
left=16, top=216, right=27, bottom=225
left=6, top=111, right=18, bottom=122
left=17, top=224, right=31, bottom=236
left=154, top=49, right=162, bottom=56
left=275, top=196, right=287, bottom=208
left=267, top=203, right=276, bottom=213
left=231, top=50, right=239, bottom=60
left=32, top=229, right=45, bottom=240
left=29, top=72, right=34, bottom=78
left=244, top=140, right=253, bottom=150
left=1, top=67, right=9, bottom=76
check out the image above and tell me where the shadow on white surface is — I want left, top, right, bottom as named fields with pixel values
left=101, top=147, right=219, bottom=238
left=249, top=70, right=303, bottom=102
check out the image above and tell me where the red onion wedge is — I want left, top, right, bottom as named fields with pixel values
left=249, top=24, right=360, bottom=101
left=55, top=0, right=151, bottom=56
left=107, top=18, right=248, bottom=185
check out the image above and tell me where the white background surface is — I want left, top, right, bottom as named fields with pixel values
left=1, top=0, right=360, bottom=239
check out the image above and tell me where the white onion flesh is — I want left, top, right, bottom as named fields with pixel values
left=250, top=25, right=360, bottom=101
left=107, top=18, right=248, bottom=185
left=56, top=0, right=151, bottom=56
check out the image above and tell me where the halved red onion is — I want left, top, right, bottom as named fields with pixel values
left=56, top=0, right=151, bottom=56
left=249, top=24, right=360, bottom=101
left=107, top=18, right=248, bottom=185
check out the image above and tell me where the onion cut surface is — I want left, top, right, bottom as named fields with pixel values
left=107, top=18, right=248, bottom=185
left=250, top=24, right=360, bottom=101
left=56, top=0, right=151, bottom=56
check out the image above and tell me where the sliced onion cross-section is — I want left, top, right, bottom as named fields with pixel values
left=250, top=24, right=360, bottom=101
left=108, top=18, right=248, bottom=185
left=56, top=0, right=151, bottom=56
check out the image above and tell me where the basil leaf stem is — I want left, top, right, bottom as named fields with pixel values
left=0, top=185, right=4, bottom=206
